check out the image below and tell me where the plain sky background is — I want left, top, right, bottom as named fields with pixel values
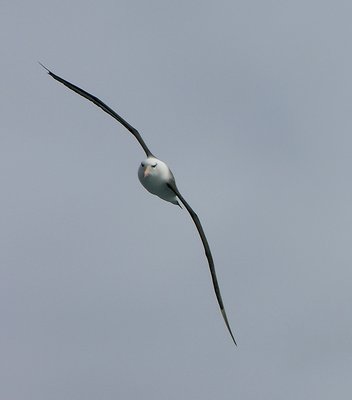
left=1, top=1, right=352, bottom=399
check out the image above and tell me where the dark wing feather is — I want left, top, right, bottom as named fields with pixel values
left=40, top=63, right=153, bottom=157
left=167, top=182, right=237, bottom=345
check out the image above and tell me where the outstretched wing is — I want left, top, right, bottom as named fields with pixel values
left=40, top=63, right=154, bottom=157
left=167, top=182, right=237, bottom=345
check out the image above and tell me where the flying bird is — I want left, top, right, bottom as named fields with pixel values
left=40, top=63, right=237, bottom=345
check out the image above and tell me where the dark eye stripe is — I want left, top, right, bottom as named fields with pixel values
left=152, top=163, right=157, bottom=168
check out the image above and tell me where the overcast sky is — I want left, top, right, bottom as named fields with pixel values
left=1, top=1, right=352, bottom=399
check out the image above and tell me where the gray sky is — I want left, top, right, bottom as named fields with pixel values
left=1, top=0, right=352, bottom=398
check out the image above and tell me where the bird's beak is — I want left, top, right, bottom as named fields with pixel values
left=144, top=165, right=152, bottom=178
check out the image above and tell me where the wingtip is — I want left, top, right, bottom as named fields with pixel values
left=229, top=330, right=237, bottom=346
left=38, top=61, right=50, bottom=73
left=230, top=332, right=238, bottom=347
left=221, top=309, right=237, bottom=346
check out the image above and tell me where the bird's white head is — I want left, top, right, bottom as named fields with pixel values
left=138, top=157, right=171, bottom=182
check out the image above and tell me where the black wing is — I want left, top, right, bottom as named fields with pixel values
left=167, top=182, right=237, bottom=345
left=40, top=63, right=154, bottom=157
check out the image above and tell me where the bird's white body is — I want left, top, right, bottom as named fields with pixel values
left=138, top=157, right=179, bottom=205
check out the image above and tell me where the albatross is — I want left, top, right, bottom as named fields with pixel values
left=40, top=63, right=237, bottom=345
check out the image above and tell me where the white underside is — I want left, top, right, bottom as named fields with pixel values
left=140, top=176, right=178, bottom=204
